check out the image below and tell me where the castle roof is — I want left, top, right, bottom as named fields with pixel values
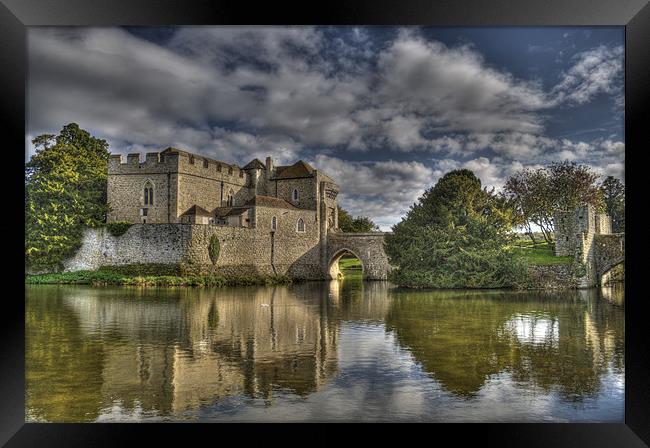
left=245, top=195, right=298, bottom=209
left=181, top=205, right=212, bottom=217
left=273, top=160, right=315, bottom=180
left=218, top=207, right=251, bottom=217
left=242, top=159, right=266, bottom=170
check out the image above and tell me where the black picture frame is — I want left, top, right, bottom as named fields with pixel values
left=2, top=0, right=648, bottom=445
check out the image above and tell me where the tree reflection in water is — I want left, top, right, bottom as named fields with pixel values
left=26, top=281, right=624, bottom=422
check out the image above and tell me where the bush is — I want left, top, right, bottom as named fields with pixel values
left=106, top=221, right=133, bottom=237
left=208, top=235, right=221, bottom=265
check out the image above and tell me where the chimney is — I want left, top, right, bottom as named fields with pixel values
left=266, top=156, right=274, bottom=173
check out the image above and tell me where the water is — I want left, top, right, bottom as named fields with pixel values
left=25, top=280, right=624, bottom=422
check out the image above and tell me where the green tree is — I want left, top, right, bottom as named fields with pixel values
left=385, top=170, right=527, bottom=289
left=599, top=176, right=625, bottom=233
left=503, top=162, right=603, bottom=244
left=337, top=205, right=379, bottom=232
left=25, top=123, right=110, bottom=271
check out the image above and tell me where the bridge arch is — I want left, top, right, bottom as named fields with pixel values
left=328, top=248, right=364, bottom=279
left=326, top=232, right=391, bottom=280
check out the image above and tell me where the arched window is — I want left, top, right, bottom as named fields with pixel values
left=144, top=182, right=154, bottom=205
left=292, top=189, right=299, bottom=201
left=217, top=164, right=222, bottom=172
left=296, top=218, right=305, bottom=233
left=228, top=166, right=233, bottom=175
left=271, top=216, right=277, bottom=231
left=189, top=155, right=195, bottom=165
left=203, top=159, right=209, bottom=168
left=226, top=189, right=234, bottom=207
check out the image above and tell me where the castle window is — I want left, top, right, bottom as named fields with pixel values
left=228, top=166, right=233, bottom=175
left=217, top=164, right=222, bottom=172
left=189, top=155, right=195, bottom=165
left=292, top=189, right=299, bottom=201
left=296, top=218, right=305, bottom=233
left=239, top=170, right=244, bottom=178
left=144, top=182, right=154, bottom=205
left=271, top=216, right=277, bottom=231
left=226, top=189, right=234, bottom=207
left=203, top=159, right=209, bottom=168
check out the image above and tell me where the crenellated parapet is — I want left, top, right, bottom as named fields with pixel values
left=108, top=150, right=180, bottom=175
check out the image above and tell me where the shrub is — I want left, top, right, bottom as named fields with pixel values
left=106, top=221, right=132, bottom=237
left=208, top=235, right=221, bottom=265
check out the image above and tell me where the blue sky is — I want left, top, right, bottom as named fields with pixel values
left=27, top=26, right=624, bottom=230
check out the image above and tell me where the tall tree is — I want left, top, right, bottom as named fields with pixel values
left=503, top=162, right=603, bottom=244
left=25, top=123, right=110, bottom=271
left=337, top=205, right=379, bottom=232
left=600, top=176, right=625, bottom=233
left=385, top=170, right=526, bottom=289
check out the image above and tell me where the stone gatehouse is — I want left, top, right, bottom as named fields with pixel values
left=66, top=148, right=391, bottom=280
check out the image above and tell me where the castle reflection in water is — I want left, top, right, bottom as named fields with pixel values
left=26, top=281, right=624, bottom=422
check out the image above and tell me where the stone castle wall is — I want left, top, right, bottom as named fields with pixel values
left=65, top=217, right=325, bottom=280
left=108, top=150, right=251, bottom=224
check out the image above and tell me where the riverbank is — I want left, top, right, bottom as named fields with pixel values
left=25, top=270, right=293, bottom=287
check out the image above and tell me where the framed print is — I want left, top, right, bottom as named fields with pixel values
left=2, top=0, right=649, bottom=445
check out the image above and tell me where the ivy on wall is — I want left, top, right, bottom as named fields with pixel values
left=106, top=221, right=133, bottom=237
left=208, top=235, right=221, bottom=265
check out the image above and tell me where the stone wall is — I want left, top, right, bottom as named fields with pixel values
left=594, top=234, right=625, bottom=277
left=527, top=265, right=579, bottom=290
left=65, top=220, right=324, bottom=280
left=64, top=224, right=189, bottom=272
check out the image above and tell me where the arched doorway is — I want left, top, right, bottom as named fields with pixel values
left=328, top=248, right=364, bottom=280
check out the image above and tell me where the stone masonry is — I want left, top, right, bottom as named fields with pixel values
left=67, top=148, right=393, bottom=280
left=553, top=204, right=624, bottom=288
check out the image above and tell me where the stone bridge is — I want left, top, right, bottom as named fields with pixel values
left=326, top=231, right=391, bottom=280
left=593, top=233, right=625, bottom=285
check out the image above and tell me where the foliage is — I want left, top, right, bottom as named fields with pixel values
left=337, top=206, right=379, bottom=232
left=25, top=123, right=110, bottom=271
left=25, top=270, right=293, bottom=287
left=599, top=176, right=625, bottom=233
left=385, top=169, right=528, bottom=289
left=503, top=162, right=603, bottom=244
left=208, top=234, right=221, bottom=265
left=105, top=221, right=132, bottom=237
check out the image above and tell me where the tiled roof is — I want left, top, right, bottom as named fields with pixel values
left=214, top=206, right=251, bottom=217
left=245, top=195, right=298, bottom=209
left=273, top=160, right=315, bottom=179
left=242, top=159, right=266, bottom=170
left=180, top=205, right=212, bottom=216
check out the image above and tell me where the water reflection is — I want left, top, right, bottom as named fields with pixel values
left=26, top=281, right=624, bottom=422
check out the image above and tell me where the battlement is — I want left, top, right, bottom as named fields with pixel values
left=108, top=151, right=179, bottom=174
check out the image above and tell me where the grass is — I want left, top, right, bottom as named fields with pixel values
left=339, top=256, right=363, bottom=280
left=511, top=239, right=573, bottom=266
left=25, top=270, right=293, bottom=287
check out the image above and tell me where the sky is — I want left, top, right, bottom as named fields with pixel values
left=27, top=26, right=625, bottom=230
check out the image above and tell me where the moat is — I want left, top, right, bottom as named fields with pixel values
left=26, top=280, right=624, bottom=422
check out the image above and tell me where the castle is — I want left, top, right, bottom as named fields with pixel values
left=107, top=147, right=340, bottom=230
left=64, top=148, right=391, bottom=279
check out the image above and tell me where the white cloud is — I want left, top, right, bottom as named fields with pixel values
left=551, top=45, right=624, bottom=105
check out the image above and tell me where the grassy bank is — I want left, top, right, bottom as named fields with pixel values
left=512, top=240, right=573, bottom=266
left=339, top=256, right=363, bottom=280
left=25, top=270, right=293, bottom=287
